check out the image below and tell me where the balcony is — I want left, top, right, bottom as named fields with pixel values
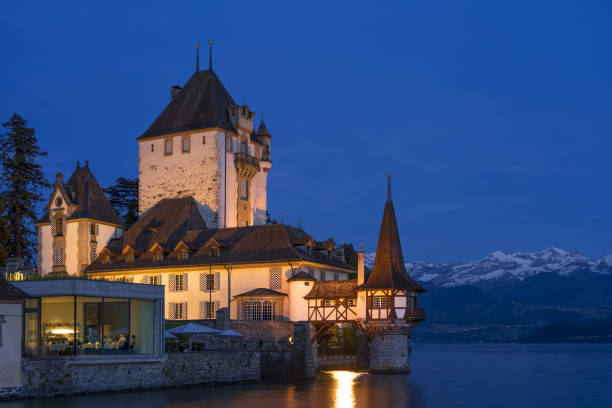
left=406, top=308, right=426, bottom=321
left=234, top=152, right=260, bottom=179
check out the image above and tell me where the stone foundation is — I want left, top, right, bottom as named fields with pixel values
left=2, top=352, right=259, bottom=399
left=368, top=333, right=410, bottom=373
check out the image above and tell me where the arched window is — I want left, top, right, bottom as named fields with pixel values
left=242, top=301, right=251, bottom=320
left=262, top=301, right=273, bottom=321
left=252, top=301, right=262, bottom=320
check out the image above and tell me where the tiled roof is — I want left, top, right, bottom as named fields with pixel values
left=37, top=164, right=122, bottom=225
left=304, top=280, right=358, bottom=299
left=139, top=69, right=236, bottom=139
left=86, top=197, right=356, bottom=273
left=360, top=177, right=425, bottom=293
left=234, top=288, right=287, bottom=297
left=287, top=271, right=317, bottom=281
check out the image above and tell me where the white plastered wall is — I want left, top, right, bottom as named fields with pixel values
left=0, top=302, right=22, bottom=388
left=38, top=225, right=52, bottom=275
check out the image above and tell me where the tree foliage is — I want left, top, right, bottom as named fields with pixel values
left=104, top=177, right=139, bottom=226
left=343, top=243, right=358, bottom=267
left=0, top=113, right=50, bottom=262
left=0, top=199, right=9, bottom=266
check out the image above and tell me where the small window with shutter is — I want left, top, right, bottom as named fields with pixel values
left=182, top=135, right=190, bottom=153
left=269, top=267, right=282, bottom=289
left=165, top=138, right=173, bottom=155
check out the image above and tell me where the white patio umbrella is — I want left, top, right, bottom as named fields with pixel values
left=219, top=329, right=244, bottom=350
left=168, top=323, right=222, bottom=350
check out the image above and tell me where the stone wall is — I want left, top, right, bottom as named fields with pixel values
left=1, top=352, right=259, bottom=399
left=228, top=320, right=294, bottom=343
left=368, top=333, right=410, bottom=373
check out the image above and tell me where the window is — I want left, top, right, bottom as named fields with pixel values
left=153, top=250, right=163, bottom=261
left=55, top=197, right=63, bottom=207
left=373, top=296, right=389, bottom=309
left=320, top=271, right=327, bottom=281
left=182, top=135, right=190, bottom=152
left=200, top=301, right=219, bottom=319
left=347, top=299, right=357, bottom=307
left=252, top=301, right=262, bottom=320
left=239, top=178, right=249, bottom=201
left=240, top=141, right=247, bottom=154
left=53, top=247, right=65, bottom=266
left=242, top=301, right=251, bottom=320
left=200, top=273, right=218, bottom=291
left=262, top=301, right=274, bottom=321
left=334, top=272, right=339, bottom=280
left=89, top=223, right=98, bottom=236
left=178, top=249, right=188, bottom=260
left=149, top=275, right=161, bottom=285
left=90, top=245, right=97, bottom=261
left=173, top=274, right=187, bottom=291
left=125, top=251, right=135, bottom=263
left=172, top=302, right=186, bottom=320
left=165, top=138, right=173, bottom=155
left=202, top=135, right=206, bottom=145
left=54, top=217, right=64, bottom=237
left=269, top=267, right=281, bottom=289
left=151, top=144, right=154, bottom=152
left=324, top=300, right=336, bottom=307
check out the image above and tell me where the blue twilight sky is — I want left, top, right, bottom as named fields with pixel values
left=1, top=0, right=611, bottom=262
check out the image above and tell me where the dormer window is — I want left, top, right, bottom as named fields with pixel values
left=103, top=253, right=111, bottom=264
left=55, top=197, right=63, bottom=207
left=211, top=247, right=219, bottom=257
left=126, top=251, right=135, bottom=263
left=178, top=249, right=188, bottom=260
left=153, top=250, right=164, bottom=261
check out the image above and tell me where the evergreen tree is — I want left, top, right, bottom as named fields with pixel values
left=0, top=113, right=50, bottom=262
left=343, top=243, right=358, bottom=267
left=104, top=177, right=139, bottom=226
left=0, top=199, right=9, bottom=266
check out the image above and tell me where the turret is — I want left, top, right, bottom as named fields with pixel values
left=257, top=117, right=272, bottom=162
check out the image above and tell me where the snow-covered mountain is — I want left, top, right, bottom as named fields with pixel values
left=365, top=248, right=612, bottom=288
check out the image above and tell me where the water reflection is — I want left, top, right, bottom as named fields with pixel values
left=327, top=370, right=362, bottom=408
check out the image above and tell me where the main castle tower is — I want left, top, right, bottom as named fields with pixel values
left=138, top=42, right=272, bottom=228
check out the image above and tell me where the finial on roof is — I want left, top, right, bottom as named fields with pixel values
left=387, top=154, right=392, bottom=201
left=195, top=40, right=200, bottom=73
left=56, top=173, right=63, bottom=183
left=76, top=161, right=80, bottom=169
left=208, top=39, right=213, bottom=71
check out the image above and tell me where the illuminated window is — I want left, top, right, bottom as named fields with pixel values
left=373, top=297, right=389, bottom=309
left=324, top=300, right=336, bottom=307
left=347, top=299, right=357, bottom=307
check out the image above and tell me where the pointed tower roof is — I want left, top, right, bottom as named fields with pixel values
left=37, top=162, right=122, bottom=225
left=139, top=69, right=236, bottom=139
left=360, top=176, right=425, bottom=292
left=256, top=115, right=271, bottom=137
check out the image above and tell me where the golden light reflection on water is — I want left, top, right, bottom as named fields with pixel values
left=327, top=370, right=362, bottom=408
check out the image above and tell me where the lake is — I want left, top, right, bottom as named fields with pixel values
left=5, top=344, right=612, bottom=408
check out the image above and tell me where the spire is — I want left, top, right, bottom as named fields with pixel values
left=195, top=41, right=200, bottom=73
left=387, top=154, right=392, bottom=201
left=360, top=174, right=426, bottom=292
left=208, top=40, right=213, bottom=71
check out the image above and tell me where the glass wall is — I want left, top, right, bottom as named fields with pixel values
left=40, top=296, right=75, bottom=357
left=24, top=296, right=157, bottom=358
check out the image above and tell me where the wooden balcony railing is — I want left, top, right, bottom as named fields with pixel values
left=406, top=307, right=426, bottom=321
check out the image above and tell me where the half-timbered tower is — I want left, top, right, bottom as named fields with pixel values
left=305, top=175, right=426, bottom=373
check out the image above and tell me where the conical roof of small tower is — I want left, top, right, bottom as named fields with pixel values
left=256, top=117, right=271, bottom=137
left=360, top=176, right=426, bottom=292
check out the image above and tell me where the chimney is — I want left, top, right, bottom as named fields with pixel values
left=358, top=247, right=365, bottom=285
left=171, top=85, right=182, bottom=100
